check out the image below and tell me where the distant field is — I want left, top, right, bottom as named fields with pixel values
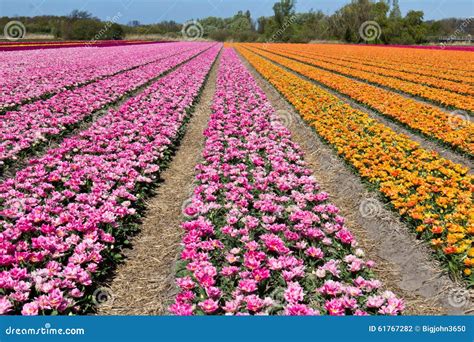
left=0, top=39, right=168, bottom=51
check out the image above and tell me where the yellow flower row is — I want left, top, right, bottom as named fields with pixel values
left=249, top=44, right=474, bottom=113
left=288, top=43, right=474, bottom=84
left=265, top=44, right=474, bottom=96
left=235, top=45, right=474, bottom=280
left=243, top=45, right=474, bottom=157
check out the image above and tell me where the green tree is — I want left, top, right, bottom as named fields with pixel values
left=294, top=10, right=328, bottom=42
left=257, top=16, right=267, bottom=34
left=404, top=10, right=427, bottom=43
left=69, top=10, right=94, bottom=20
left=389, top=0, right=402, bottom=19
left=104, top=23, right=124, bottom=40
left=273, top=0, right=295, bottom=27
left=271, top=0, right=296, bottom=42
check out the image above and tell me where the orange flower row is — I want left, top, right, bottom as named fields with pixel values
left=236, top=45, right=474, bottom=281
left=243, top=45, right=474, bottom=157
left=249, top=44, right=474, bottom=113
left=265, top=44, right=474, bottom=96
left=286, top=43, right=474, bottom=83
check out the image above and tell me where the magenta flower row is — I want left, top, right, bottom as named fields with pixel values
left=0, top=44, right=221, bottom=315
left=170, top=48, right=404, bottom=316
left=0, top=43, right=214, bottom=167
left=0, top=42, right=202, bottom=110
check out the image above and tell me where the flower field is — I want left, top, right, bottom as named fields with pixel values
left=0, top=41, right=472, bottom=316
left=0, top=43, right=220, bottom=315
left=253, top=44, right=474, bottom=112
left=235, top=45, right=473, bottom=283
left=170, top=48, right=404, bottom=316
left=1, top=43, right=177, bottom=111
left=242, top=45, right=474, bottom=156
left=0, top=43, right=213, bottom=170
left=284, top=44, right=473, bottom=84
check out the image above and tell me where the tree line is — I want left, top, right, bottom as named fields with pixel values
left=1, top=0, right=473, bottom=44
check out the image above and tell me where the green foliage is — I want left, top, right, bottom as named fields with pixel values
left=0, top=10, right=125, bottom=40
left=1, top=2, right=472, bottom=44
left=105, top=23, right=124, bottom=40
left=273, top=0, right=295, bottom=27
left=68, top=19, right=102, bottom=40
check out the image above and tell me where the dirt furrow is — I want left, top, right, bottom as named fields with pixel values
left=237, top=50, right=470, bottom=315
left=97, top=54, right=220, bottom=316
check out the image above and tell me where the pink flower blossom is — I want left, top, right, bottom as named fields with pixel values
left=367, top=295, right=386, bottom=308
left=285, top=304, right=320, bottom=316
left=21, top=302, right=39, bottom=316
left=0, top=297, right=13, bottom=314
left=176, top=277, right=195, bottom=290
left=198, top=299, right=219, bottom=314
left=319, top=280, right=342, bottom=297
left=284, top=282, right=304, bottom=304
left=335, top=228, right=354, bottom=245
left=169, top=302, right=194, bottom=316
left=238, top=279, right=258, bottom=293
left=325, top=298, right=346, bottom=316
left=244, top=295, right=264, bottom=312
left=305, top=246, right=324, bottom=259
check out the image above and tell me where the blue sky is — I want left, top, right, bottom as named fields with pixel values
left=1, top=0, right=473, bottom=24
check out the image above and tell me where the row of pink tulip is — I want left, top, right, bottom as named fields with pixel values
left=170, top=48, right=404, bottom=316
left=0, top=43, right=214, bottom=170
left=0, top=44, right=221, bottom=315
left=0, top=42, right=200, bottom=110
